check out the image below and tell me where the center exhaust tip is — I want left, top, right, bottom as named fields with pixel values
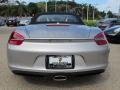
left=53, top=75, right=67, bottom=81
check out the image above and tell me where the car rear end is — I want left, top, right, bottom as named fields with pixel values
left=7, top=27, right=109, bottom=76
left=6, top=18, right=19, bottom=26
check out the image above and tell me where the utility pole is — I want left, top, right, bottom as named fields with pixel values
left=93, top=7, right=95, bottom=21
left=87, top=4, right=89, bottom=22
left=66, top=0, right=69, bottom=13
left=55, top=0, right=57, bottom=12
left=45, top=1, right=48, bottom=12
left=82, top=6, right=84, bottom=19
left=93, top=4, right=98, bottom=21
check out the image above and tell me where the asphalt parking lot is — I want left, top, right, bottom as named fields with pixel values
left=0, top=26, right=120, bottom=90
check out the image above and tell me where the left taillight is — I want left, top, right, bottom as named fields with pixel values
left=8, top=31, right=24, bottom=45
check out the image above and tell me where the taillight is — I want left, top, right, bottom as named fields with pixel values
left=8, top=31, right=24, bottom=45
left=94, top=32, right=107, bottom=45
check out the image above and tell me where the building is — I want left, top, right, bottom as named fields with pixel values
left=113, top=5, right=120, bottom=18
left=0, top=0, right=8, bottom=3
left=0, top=0, right=15, bottom=5
left=0, top=0, right=8, bottom=5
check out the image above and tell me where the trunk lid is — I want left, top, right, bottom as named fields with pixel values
left=25, top=24, right=91, bottom=39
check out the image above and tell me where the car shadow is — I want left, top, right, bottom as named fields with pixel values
left=23, top=73, right=109, bottom=88
left=109, top=42, right=120, bottom=44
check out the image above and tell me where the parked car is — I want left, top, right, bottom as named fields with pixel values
left=97, top=18, right=120, bottom=30
left=0, top=17, right=5, bottom=26
left=104, top=25, right=120, bottom=43
left=19, top=17, right=32, bottom=26
left=7, top=13, right=110, bottom=81
left=6, top=17, right=19, bottom=26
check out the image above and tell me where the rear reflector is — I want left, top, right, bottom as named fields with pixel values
left=94, top=32, right=107, bottom=45
left=8, top=31, right=24, bottom=45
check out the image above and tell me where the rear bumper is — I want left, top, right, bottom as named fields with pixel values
left=12, top=70, right=105, bottom=76
left=9, top=64, right=106, bottom=76
left=6, top=22, right=17, bottom=25
left=7, top=42, right=109, bottom=75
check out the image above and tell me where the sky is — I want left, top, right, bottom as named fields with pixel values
left=23, top=0, right=120, bottom=13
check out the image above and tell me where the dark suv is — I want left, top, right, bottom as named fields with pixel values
left=6, top=17, right=20, bottom=26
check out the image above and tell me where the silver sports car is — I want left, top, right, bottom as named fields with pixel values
left=7, top=13, right=110, bottom=80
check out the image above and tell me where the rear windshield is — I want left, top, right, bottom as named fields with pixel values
left=31, top=14, right=84, bottom=25
left=8, top=17, right=16, bottom=20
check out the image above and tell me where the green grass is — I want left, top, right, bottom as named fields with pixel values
left=83, top=20, right=97, bottom=26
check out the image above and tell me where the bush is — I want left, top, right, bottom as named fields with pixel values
left=84, top=20, right=96, bottom=26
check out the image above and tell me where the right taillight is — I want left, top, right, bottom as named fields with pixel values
left=94, top=32, right=107, bottom=45
left=8, top=31, right=24, bottom=45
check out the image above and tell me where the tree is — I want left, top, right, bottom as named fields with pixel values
left=16, top=0, right=26, bottom=16
left=0, top=5, right=9, bottom=16
left=107, top=11, right=114, bottom=18
left=0, top=1, right=112, bottom=20
left=28, top=2, right=39, bottom=16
